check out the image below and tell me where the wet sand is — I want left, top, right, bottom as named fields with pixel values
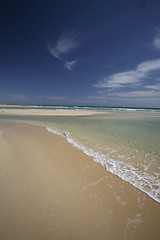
left=0, top=121, right=160, bottom=240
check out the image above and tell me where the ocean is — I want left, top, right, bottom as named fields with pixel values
left=0, top=105, right=160, bottom=203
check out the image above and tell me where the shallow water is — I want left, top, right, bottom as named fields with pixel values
left=45, top=116, right=160, bottom=203
left=0, top=107, right=160, bottom=202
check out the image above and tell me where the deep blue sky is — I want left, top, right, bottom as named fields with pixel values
left=1, top=0, right=160, bottom=107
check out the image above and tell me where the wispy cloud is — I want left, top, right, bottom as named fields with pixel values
left=38, top=95, right=69, bottom=101
left=107, top=90, right=160, bottom=98
left=64, top=59, right=77, bottom=70
left=0, top=94, right=30, bottom=105
left=153, top=28, right=160, bottom=50
left=2, top=94, right=27, bottom=99
left=94, top=58, right=160, bottom=89
left=92, top=58, right=160, bottom=107
left=145, top=84, right=160, bottom=90
left=48, top=31, right=79, bottom=60
left=87, top=90, right=160, bottom=108
left=137, top=58, right=160, bottom=72
left=94, top=71, right=142, bottom=88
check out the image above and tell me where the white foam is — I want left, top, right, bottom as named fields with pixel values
left=46, top=127, right=160, bottom=203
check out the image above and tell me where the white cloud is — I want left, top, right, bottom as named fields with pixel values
left=48, top=32, right=79, bottom=60
left=153, top=28, right=160, bottom=50
left=108, top=90, right=159, bottom=98
left=137, top=58, right=160, bottom=72
left=89, top=89, right=159, bottom=100
left=64, top=59, right=77, bottom=70
left=145, top=84, right=160, bottom=90
left=94, top=58, right=160, bottom=89
left=87, top=95, right=108, bottom=100
left=94, top=71, right=143, bottom=88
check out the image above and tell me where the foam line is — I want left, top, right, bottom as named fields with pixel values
left=46, top=127, right=160, bottom=203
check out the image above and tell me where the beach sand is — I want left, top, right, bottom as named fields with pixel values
left=0, top=121, right=159, bottom=240
left=0, top=108, right=103, bottom=116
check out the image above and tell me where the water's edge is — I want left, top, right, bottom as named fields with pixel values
left=46, top=127, right=160, bottom=203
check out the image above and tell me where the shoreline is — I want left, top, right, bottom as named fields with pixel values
left=0, top=120, right=160, bottom=239
left=46, top=126, right=160, bottom=204
left=0, top=108, right=160, bottom=203
left=0, top=105, right=160, bottom=119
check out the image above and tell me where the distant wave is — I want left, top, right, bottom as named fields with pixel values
left=1, top=105, right=160, bottom=112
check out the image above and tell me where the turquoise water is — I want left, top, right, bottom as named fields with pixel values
left=0, top=106, right=160, bottom=202
left=0, top=105, right=160, bottom=112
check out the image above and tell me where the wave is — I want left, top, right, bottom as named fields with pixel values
left=46, top=127, right=160, bottom=203
left=1, top=105, right=160, bottom=112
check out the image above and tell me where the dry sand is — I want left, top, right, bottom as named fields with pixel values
left=0, top=121, right=160, bottom=240
left=0, top=108, right=103, bottom=117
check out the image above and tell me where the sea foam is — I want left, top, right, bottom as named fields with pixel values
left=46, top=127, right=160, bottom=203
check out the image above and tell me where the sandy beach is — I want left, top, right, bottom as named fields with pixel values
left=0, top=120, right=159, bottom=240
left=0, top=107, right=103, bottom=117
left=1, top=0, right=160, bottom=238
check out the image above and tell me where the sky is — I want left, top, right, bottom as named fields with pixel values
left=0, top=0, right=160, bottom=108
